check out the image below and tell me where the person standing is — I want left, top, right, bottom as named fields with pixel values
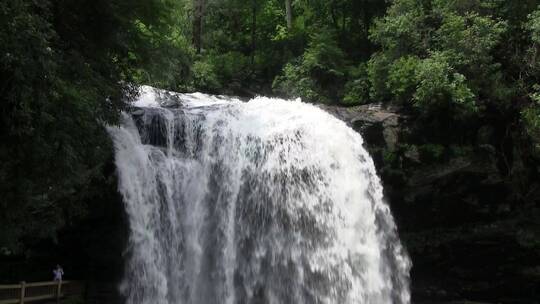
left=53, top=264, right=64, bottom=281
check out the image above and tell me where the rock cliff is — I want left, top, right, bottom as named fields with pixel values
left=321, top=104, right=540, bottom=303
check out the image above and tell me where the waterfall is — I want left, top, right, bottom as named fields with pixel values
left=107, top=86, right=411, bottom=304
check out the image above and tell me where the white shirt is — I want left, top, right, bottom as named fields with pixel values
left=53, top=268, right=64, bottom=281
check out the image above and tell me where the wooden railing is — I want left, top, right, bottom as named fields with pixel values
left=0, top=281, right=84, bottom=304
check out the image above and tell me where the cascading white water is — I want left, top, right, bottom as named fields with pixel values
left=107, top=86, right=411, bottom=304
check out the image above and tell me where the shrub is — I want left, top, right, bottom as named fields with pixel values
left=273, top=30, right=346, bottom=103
left=191, top=60, right=221, bottom=92
left=342, top=64, right=370, bottom=106
left=413, top=53, right=475, bottom=113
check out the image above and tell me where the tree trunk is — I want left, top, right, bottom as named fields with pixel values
left=285, top=0, right=293, bottom=30
left=192, top=0, right=205, bottom=54
left=251, top=0, right=257, bottom=68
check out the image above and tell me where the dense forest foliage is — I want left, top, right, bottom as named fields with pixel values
left=1, top=0, right=540, bottom=263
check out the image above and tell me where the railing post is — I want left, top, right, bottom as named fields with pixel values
left=19, top=281, right=25, bottom=304
left=56, top=280, right=62, bottom=304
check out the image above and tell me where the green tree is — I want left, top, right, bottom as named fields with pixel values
left=273, top=30, right=347, bottom=102
left=369, top=0, right=507, bottom=113
left=522, top=6, right=540, bottom=153
left=0, top=0, right=187, bottom=251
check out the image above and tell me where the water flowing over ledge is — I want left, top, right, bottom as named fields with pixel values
left=107, top=86, right=411, bottom=304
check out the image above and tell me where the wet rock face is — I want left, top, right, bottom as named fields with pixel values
left=322, top=104, right=540, bottom=304
left=319, top=103, right=402, bottom=153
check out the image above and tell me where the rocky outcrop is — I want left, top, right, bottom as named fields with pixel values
left=319, top=103, right=402, bottom=152
left=322, top=104, right=540, bottom=304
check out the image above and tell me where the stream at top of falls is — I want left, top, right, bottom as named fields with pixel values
left=107, top=86, right=411, bottom=304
